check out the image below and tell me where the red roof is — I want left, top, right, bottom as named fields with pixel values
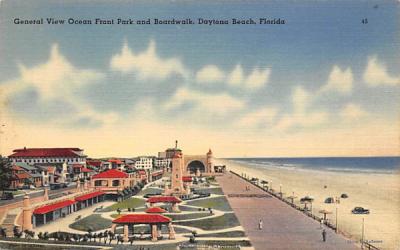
left=86, top=160, right=102, bottom=167
left=12, top=165, right=24, bottom=171
left=147, top=196, right=182, bottom=204
left=81, top=167, right=93, bottom=173
left=112, top=214, right=171, bottom=224
left=9, top=148, right=82, bottom=158
left=108, top=159, right=123, bottom=164
left=33, top=200, right=75, bottom=214
left=75, top=191, right=105, bottom=201
left=92, top=169, right=128, bottom=179
left=15, top=172, right=31, bottom=180
left=145, top=207, right=167, bottom=213
left=182, top=176, right=192, bottom=182
left=151, top=171, right=163, bottom=177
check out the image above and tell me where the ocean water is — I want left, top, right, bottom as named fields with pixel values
left=226, top=157, right=400, bottom=175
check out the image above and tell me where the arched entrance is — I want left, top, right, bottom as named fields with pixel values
left=187, top=160, right=206, bottom=174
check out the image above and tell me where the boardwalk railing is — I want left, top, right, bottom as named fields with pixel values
left=229, top=170, right=380, bottom=250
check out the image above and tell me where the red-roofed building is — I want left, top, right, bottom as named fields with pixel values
left=8, top=147, right=86, bottom=165
left=111, top=214, right=175, bottom=242
left=182, top=176, right=192, bottom=182
left=147, top=196, right=181, bottom=212
left=91, top=169, right=136, bottom=195
left=32, top=199, right=76, bottom=227
left=145, top=207, right=167, bottom=214
left=74, top=191, right=105, bottom=210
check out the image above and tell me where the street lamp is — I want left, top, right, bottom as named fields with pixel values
left=361, top=217, right=365, bottom=249
left=279, top=184, right=282, bottom=198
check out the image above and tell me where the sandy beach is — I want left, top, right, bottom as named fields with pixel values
left=216, top=159, right=400, bottom=250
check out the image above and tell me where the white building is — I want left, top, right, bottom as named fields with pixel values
left=8, top=147, right=86, bottom=165
left=154, top=158, right=170, bottom=169
left=134, top=156, right=154, bottom=170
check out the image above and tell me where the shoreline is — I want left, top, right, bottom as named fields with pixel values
left=217, top=159, right=400, bottom=250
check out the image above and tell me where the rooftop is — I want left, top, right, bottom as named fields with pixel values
left=147, top=196, right=182, bottom=204
left=75, top=191, right=105, bottom=202
left=145, top=207, right=167, bottom=213
left=112, top=214, right=171, bottom=224
left=92, top=169, right=128, bottom=179
left=33, top=200, right=76, bottom=215
left=9, top=148, right=83, bottom=158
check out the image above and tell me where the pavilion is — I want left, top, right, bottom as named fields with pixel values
left=147, top=196, right=182, bottom=212
left=111, top=214, right=175, bottom=242
left=145, top=207, right=167, bottom=214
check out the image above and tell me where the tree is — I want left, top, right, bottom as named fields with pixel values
left=0, top=156, right=13, bottom=195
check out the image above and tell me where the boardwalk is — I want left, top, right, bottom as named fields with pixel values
left=217, top=172, right=358, bottom=250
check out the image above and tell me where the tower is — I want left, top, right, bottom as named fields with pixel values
left=170, top=152, right=184, bottom=193
left=206, top=149, right=214, bottom=173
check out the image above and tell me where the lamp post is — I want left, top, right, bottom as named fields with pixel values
left=279, top=184, right=282, bottom=197
left=361, top=217, right=365, bottom=249
left=335, top=206, right=338, bottom=233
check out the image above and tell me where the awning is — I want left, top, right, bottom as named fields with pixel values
left=75, top=191, right=105, bottom=202
left=33, top=200, right=76, bottom=215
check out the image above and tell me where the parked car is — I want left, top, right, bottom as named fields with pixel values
left=341, top=193, right=349, bottom=198
left=1, top=192, right=14, bottom=200
left=352, top=207, right=370, bottom=214
left=325, top=197, right=335, bottom=203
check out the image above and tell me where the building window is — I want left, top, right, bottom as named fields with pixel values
left=95, top=180, right=102, bottom=186
left=112, top=180, right=120, bottom=186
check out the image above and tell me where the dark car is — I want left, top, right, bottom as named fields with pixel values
left=341, top=193, right=349, bottom=198
left=325, top=197, right=335, bottom=203
left=1, top=192, right=14, bottom=200
left=352, top=207, right=370, bottom=214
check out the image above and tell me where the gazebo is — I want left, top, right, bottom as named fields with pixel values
left=111, top=214, right=174, bottom=242
left=145, top=207, right=167, bottom=214
left=147, top=196, right=182, bottom=212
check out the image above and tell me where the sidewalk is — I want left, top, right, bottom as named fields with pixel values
left=216, top=172, right=358, bottom=250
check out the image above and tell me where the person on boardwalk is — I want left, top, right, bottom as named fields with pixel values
left=258, top=219, right=263, bottom=230
left=322, top=229, right=327, bottom=242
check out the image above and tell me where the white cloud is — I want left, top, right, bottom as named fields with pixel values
left=196, top=65, right=226, bottom=83
left=340, top=103, right=368, bottom=121
left=110, top=40, right=188, bottom=80
left=164, top=87, right=245, bottom=114
left=244, top=67, right=271, bottom=90
left=363, top=56, right=400, bottom=86
left=196, top=64, right=271, bottom=90
left=320, top=65, right=353, bottom=94
left=274, top=85, right=328, bottom=131
left=227, top=64, right=244, bottom=86
left=18, top=44, right=103, bottom=100
left=237, top=107, right=278, bottom=127
left=0, top=44, right=117, bottom=126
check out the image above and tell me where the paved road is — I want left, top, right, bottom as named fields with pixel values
left=217, top=172, right=358, bottom=250
left=0, top=184, right=77, bottom=206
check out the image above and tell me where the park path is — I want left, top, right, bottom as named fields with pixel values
left=216, top=172, right=358, bottom=250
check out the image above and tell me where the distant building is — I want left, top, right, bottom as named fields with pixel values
left=154, top=158, right=170, bottom=169
left=134, top=156, right=154, bottom=170
left=8, top=147, right=86, bottom=165
left=14, top=162, right=43, bottom=187
left=91, top=169, right=136, bottom=196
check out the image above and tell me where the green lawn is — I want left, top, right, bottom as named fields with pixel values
left=194, top=187, right=224, bottom=195
left=102, top=197, right=146, bottom=212
left=178, top=205, right=200, bottom=212
left=137, top=187, right=163, bottom=196
left=185, top=196, right=232, bottom=211
left=175, top=213, right=240, bottom=230
left=69, top=214, right=112, bottom=232
left=165, top=212, right=211, bottom=221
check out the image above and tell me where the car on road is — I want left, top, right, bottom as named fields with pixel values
left=352, top=207, right=370, bottom=214
left=1, top=192, right=14, bottom=200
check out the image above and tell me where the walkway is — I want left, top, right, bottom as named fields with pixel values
left=216, top=172, right=358, bottom=250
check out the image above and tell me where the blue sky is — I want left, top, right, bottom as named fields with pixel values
left=0, top=0, right=399, bottom=157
